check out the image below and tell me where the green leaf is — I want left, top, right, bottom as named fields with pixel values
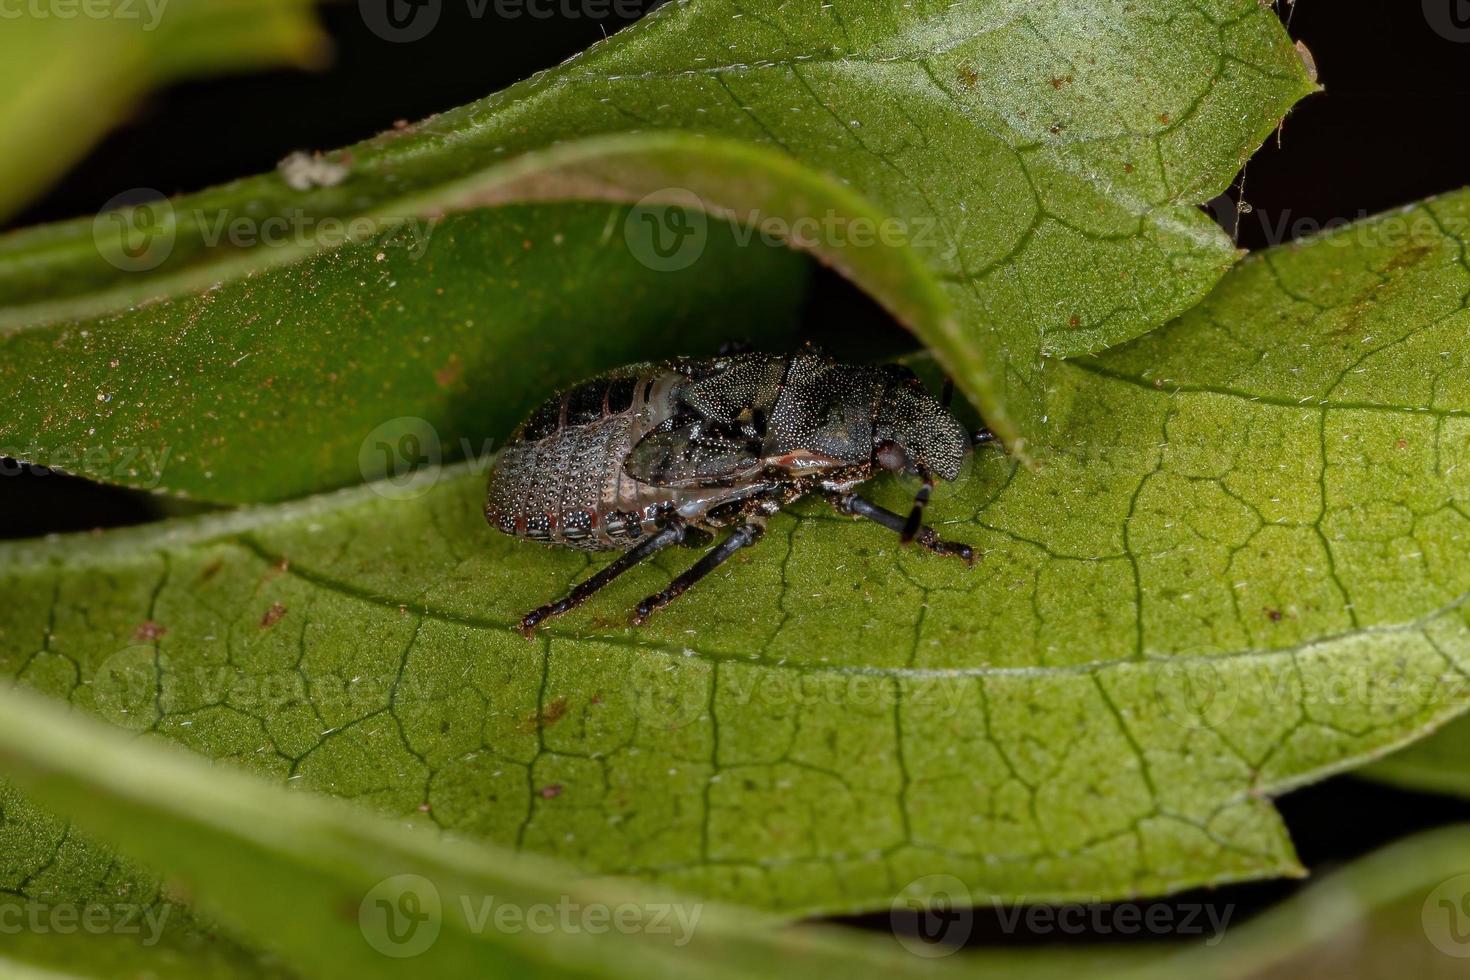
left=0, top=204, right=806, bottom=501
left=0, top=0, right=326, bottom=220
left=6, top=190, right=1470, bottom=917
left=5, top=684, right=1470, bottom=980
left=0, top=684, right=1159, bottom=980
left=1360, top=714, right=1470, bottom=798
left=0, top=0, right=1315, bottom=481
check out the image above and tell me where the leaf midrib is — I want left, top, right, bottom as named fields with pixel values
left=8, top=460, right=1466, bottom=685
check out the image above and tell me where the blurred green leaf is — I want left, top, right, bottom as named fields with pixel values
left=1361, top=713, right=1470, bottom=798
left=0, top=0, right=326, bottom=220
left=0, top=0, right=1315, bottom=479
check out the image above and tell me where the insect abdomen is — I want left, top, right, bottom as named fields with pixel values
left=485, top=370, right=658, bottom=551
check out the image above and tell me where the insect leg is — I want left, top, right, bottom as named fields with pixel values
left=632, top=521, right=765, bottom=625
left=826, top=492, right=974, bottom=563
left=900, top=474, right=934, bottom=544
left=519, top=520, right=686, bottom=637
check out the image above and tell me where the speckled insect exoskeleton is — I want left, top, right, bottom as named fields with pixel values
left=486, top=348, right=992, bottom=635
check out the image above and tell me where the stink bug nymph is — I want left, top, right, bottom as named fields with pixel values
left=485, top=349, right=990, bottom=635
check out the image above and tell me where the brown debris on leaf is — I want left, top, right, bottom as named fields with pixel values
left=260, top=602, right=287, bottom=629
left=133, top=621, right=167, bottom=643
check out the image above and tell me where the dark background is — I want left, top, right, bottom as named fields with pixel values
left=5, top=0, right=1470, bottom=948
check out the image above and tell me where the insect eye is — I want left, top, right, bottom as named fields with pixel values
left=875, top=441, right=908, bottom=472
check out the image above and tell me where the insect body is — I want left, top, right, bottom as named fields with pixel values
left=486, top=350, right=984, bottom=635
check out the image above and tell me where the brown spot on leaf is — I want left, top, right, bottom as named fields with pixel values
left=133, top=621, right=167, bottom=643
left=541, top=697, right=569, bottom=726
left=260, top=602, right=287, bottom=629
left=519, top=696, right=570, bottom=733
left=1265, top=607, right=1284, bottom=622
left=434, top=354, right=464, bottom=389
left=957, top=65, right=978, bottom=88
left=1068, top=314, right=1081, bottom=328
left=1049, top=75, right=1072, bottom=89
left=538, top=784, right=563, bottom=799
left=1157, top=112, right=1172, bottom=125
left=200, top=559, right=224, bottom=581
left=1123, top=163, right=1135, bottom=174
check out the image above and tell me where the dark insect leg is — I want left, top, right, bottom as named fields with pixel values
left=900, top=475, right=934, bottom=544
left=519, top=520, right=686, bottom=637
left=632, top=522, right=765, bottom=625
left=827, top=492, right=975, bottom=563
left=941, top=377, right=955, bottom=409
left=972, top=426, right=997, bottom=447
